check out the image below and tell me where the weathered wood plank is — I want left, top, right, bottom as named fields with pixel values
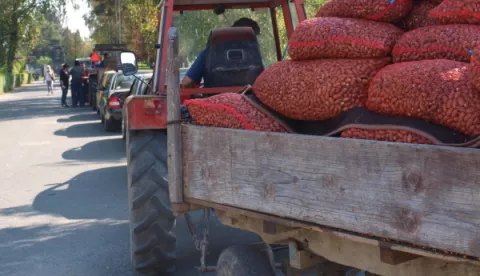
left=166, top=27, right=183, bottom=205
left=182, top=125, right=480, bottom=257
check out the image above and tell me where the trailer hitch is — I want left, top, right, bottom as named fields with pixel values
left=184, top=208, right=211, bottom=272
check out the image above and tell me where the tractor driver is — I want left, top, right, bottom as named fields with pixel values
left=181, top=17, right=261, bottom=88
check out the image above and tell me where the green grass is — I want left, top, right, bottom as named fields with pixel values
left=137, top=61, right=152, bottom=70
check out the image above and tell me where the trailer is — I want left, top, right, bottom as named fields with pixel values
left=88, top=44, right=127, bottom=110
left=119, top=0, right=480, bottom=275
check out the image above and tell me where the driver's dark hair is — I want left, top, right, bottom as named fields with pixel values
left=232, top=18, right=260, bottom=35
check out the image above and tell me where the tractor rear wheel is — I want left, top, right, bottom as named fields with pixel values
left=127, top=130, right=176, bottom=275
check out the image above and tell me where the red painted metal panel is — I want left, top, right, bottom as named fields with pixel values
left=126, top=93, right=192, bottom=130
left=282, top=0, right=294, bottom=38
left=126, top=96, right=168, bottom=130
left=180, top=86, right=247, bottom=96
left=293, top=0, right=307, bottom=23
left=174, top=2, right=271, bottom=10
left=157, top=0, right=174, bottom=95
left=270, top=8, right=282, bottom=61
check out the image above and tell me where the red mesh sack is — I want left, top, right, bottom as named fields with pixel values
left=316, top=0, right=413, bottom=23
left=184, top=93, right=288, bottom=132
left=429, top=0, right=480, bottom=24
left=398, top=1, right=440, bottom=30
left=470, top=45, right=480, bottom=90
left=341, top=128, right=433, bottom=144
left=252, top=58, right=391, bottom=121
left=392, top=25, right=480, bottom=63
left=288, top=17, right=404, bottom=61
left=366, top=59, right=480, bottom=136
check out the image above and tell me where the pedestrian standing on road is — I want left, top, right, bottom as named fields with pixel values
left=44, top=65, right=55, bottom=96
left=70, top=61, right=84, bottom=107
left=81, top=63, right=89, bottom=104
left=60, top=64, right=70, bottom=108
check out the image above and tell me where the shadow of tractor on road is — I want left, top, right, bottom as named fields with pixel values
left=32, top=166, right=128, bottom=221
left=0, top=97, right=91, bottom=122
left=54, top=122, right=120, bottom=138
left=26, top=166, right=262, bottom=276
left=57, top=113, right=99, bottom=123
left=62, top=138, right=126, bottom=162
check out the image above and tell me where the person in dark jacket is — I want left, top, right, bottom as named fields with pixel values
left=59, top=64, right=70, bottom=107
left=70, top=61, right=84, bottom=107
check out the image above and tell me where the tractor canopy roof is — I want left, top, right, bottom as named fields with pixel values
left=172, top=0, right=291, bottom=10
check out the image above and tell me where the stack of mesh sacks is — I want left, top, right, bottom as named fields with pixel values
left=363, top=0, right=480, bottom=142
left=185, top=0, right=480, bottom=146
left=184, top=0, right=406, bottom=134
left=252, top=0, right=480, bottom=145
left=254, top=0, right=412, bottom=141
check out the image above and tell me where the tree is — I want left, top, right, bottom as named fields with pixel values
left=29, top=7, right=94, bottom=69
left=123, top=0, right=158, bottom=63
left=0, top=0, right=68, bottom=73
left=84, top=0, right=121, bottom=44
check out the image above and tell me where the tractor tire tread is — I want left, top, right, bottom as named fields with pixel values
left=128, top=130, right=176, bottom=275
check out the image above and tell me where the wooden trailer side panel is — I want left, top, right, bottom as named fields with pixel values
left=182, top=125, right=480, bottom=257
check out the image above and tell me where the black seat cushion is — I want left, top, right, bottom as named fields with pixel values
left=204, top=27, right=264, bottom=88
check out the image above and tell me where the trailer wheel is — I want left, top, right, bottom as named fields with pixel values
left=127, top=130, right=176, bottom=275
left=216, top=245, right=276, bottom=276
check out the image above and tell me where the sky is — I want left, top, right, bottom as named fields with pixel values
left=65, top=0, right=91, bottom=38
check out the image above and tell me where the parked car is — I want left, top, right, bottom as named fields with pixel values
left=97, top=71, right=137, bottom=131
left=94, top=70, right=116, bottom=114
left=121, top=72, right=153, bottom=139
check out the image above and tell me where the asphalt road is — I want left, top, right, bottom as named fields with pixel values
left=0, top=82, right=262, bottom=276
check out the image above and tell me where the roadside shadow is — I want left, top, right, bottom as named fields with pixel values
left=54, top=122, right=119, bottom=138
left=0, top=222, right=130, bottom=276
left=62, top=138, right=126, bottom=162
left=57, top=113, right=99, bottom=123
left=0, top=97, right=91, bottom=122
left=31, top=166, right=128, bottom=220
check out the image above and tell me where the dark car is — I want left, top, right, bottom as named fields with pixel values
left=98, top=72, right=136, bottom=131
left=121, top=72, right=153, bottom=139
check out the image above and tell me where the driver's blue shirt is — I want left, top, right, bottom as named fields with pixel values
left=185, top=49, right=207, bottom=84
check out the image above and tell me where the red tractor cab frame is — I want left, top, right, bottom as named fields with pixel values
left=125, top=0, right=307, bottom=131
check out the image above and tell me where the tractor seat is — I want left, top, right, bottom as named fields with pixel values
left=203, top=27, right=264, bottom=88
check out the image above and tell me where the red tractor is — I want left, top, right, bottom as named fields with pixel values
left=120, top=0, right=306, bottom=274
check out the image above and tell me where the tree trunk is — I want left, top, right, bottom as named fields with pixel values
left=6, top=2, right=20, bottom=74
left=6, top=24, right=19, bottom=74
